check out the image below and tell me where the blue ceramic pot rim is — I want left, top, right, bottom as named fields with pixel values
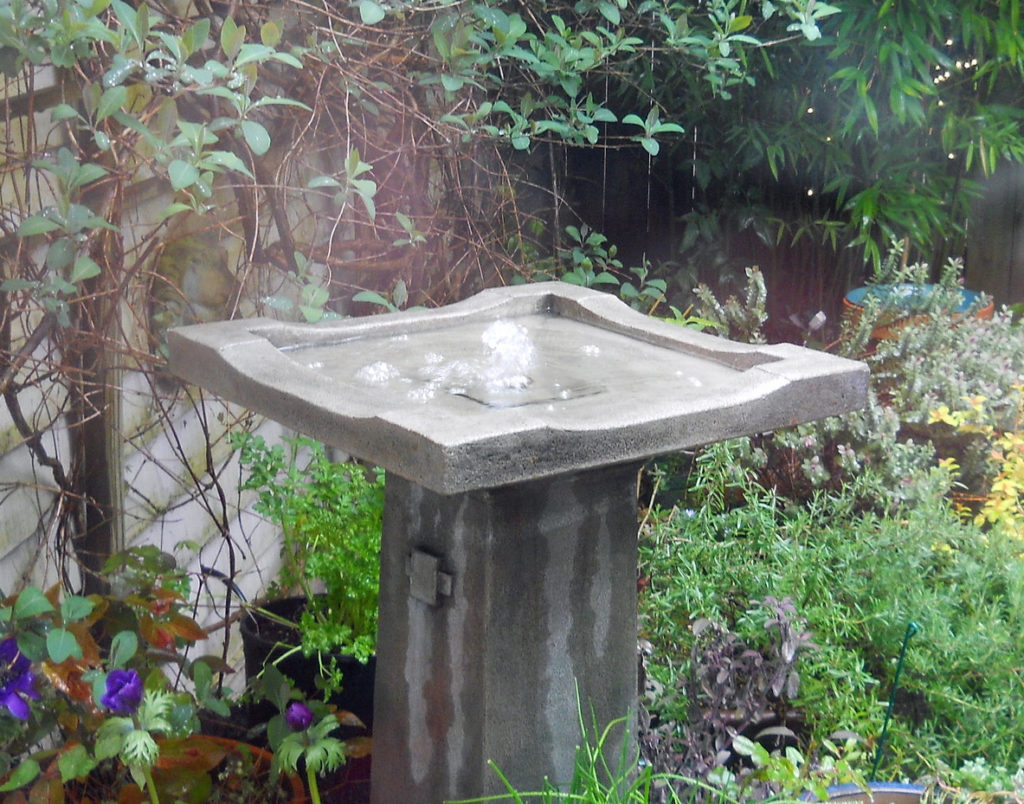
left=802, top=782, right=925, bottom=802
left=845, top=283, right=982, bottom=314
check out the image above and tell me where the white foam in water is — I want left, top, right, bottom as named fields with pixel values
left=579, top=344, right=600, bottom=357
left=356, top=319, right=547, bottom=405
left=480, top=319, right=534, bottom=391
left=356, top=361, right=401, bottom=385
left=408, top=384, right=437, bottom=402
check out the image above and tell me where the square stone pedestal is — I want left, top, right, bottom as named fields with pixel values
left=372, top=462, right=643, bottom=803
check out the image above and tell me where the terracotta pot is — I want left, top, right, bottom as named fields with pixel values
left=843, top=283, right=993, bottom=340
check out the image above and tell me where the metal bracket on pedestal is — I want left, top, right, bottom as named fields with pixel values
left=406, top=548, right=453, bottom=607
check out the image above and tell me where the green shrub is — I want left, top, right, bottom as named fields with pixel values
left=688, top=244, right=1024, bottom=512
left=233, top=432, right=384, bottom=664
left=639, top=463, right=1024, bottom=779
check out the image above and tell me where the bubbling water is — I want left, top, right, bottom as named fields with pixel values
left=478, top=319, right=534, bottom=392
left=348, top=317, right=608, bottom=407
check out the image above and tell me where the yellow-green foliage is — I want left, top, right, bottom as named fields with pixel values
left=931, top=385, right=1024, bottom=540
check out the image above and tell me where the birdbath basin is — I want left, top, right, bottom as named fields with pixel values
left=169, top=283, right=868, bottom=803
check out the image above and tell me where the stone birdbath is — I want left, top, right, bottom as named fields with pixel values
left=168, top=283, right=868, bottom=803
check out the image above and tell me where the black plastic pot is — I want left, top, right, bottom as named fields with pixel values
left=239, top=596, right=376, bottom=730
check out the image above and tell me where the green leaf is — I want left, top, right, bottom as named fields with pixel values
left=249, top=96, right=311, bottom=112
left=60, top=595, right=95, bottom=622
left=1, top=279, right=39, bottom=292
left=109, top=630, right=138, bottom=668
left=308, top=175, right=341, bottom=189
left=262, top=294, right=295, bottom=313
left=168, top=159, right=199, bottom=190
left=70, top=256, right=101, bottom=284
left=111, top=1, right=138, bottom=44
left=51, top=104, right=80, bottom=122
left=268, top=51, right=304, bottom=69
left=68, top=163, right=108, bottom=193
left=729, top=14, right=753, bottom=32
left=359, top=0, right=387, bottom=25
left=17, top=216, right=61, bottom=237
left=393, top=279, right=408, bottom=308
left=57, top=744, right=96, bottom=782
left=159, top=202, right=193, bottom=221
left=0, top=759, right=40, bottom=792
left=220, top=17, right=244, bottom=61
left=863, top=95, right=879, bottom=135
left=97, top=86, right=126, bottom=122
left=11, top=588, right=53, bottom=620
left=45, top=238, right=76, bottom=272
left=103, top=54, right=137, bottom=88
left=203, top=150, right=253, bottom=177
left=47, top=628, right=82, bottom=663
left=352, top=290, right=395, bottom=310
left=639, top=136, right=660, bottom=156
left=653, top=122, right=685, bottom=135
left=94, top=729, right=124, bottom=762
left=234, top=43, right=275, bottom=67
left=184, top=18, right=211, bottom=54
left=597, top=1, right=621, bottom=25
left=241, top=120, right=271, bottom=155
left=260, top=20, right=282, bottom=48
left=440, top=73, right=464, bottom=92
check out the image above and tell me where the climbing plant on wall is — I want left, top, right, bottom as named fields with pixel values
left=0, top=0, right=834, bottom=587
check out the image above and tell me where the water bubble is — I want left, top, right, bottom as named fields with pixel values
left=356, top=361, right=401, bottom=385
left=481, top=319, right=534, bottom=392
left=408, top=385, right=437, bottom=403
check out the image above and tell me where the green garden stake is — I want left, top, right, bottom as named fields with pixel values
left=871, top=620, right=920, bottom=781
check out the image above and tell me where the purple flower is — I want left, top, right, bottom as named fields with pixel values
left=0, top=637, right=38, bottom=721
left=285, top=701, right=313, bottom=731
left=101, top=669, right=143, bottom=715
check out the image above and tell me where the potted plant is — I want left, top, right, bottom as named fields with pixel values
left=0, top=548, right=310, bottom=803
left=841, top=242, right=993, bottom=343
left=232, top=431, right=384, bottom=725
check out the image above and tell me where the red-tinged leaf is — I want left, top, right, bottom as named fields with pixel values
left=151, top=586, right=185, bottom=603
left=139, top=617, right=174, bottom=651
left=155, top=737, right=228, bottom=773
left=28, top=774, right=62, bottom=804
left=168, top=613, right=207, bottom=643
left=345, top=736, right=373, bottom=759
left=336, top=710, right=366, bottom=729
left=191, top=654, right=235, bottom=676
left=66, top=623, right=101, bottom=666
left=42, top=659, right=94, bottom=704
left=149, top=597, right=173, bottom=617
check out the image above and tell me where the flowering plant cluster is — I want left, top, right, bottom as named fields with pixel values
left=0, top=548, right=232, bottom=803
left=255, top=665, right=368, bottom=804
left=930, top=384, right=1024, bottom=540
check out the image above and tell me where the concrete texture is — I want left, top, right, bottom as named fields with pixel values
left=168, top=283, right=869, bottom=495
left=373, top=464, right=642, bottom=803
